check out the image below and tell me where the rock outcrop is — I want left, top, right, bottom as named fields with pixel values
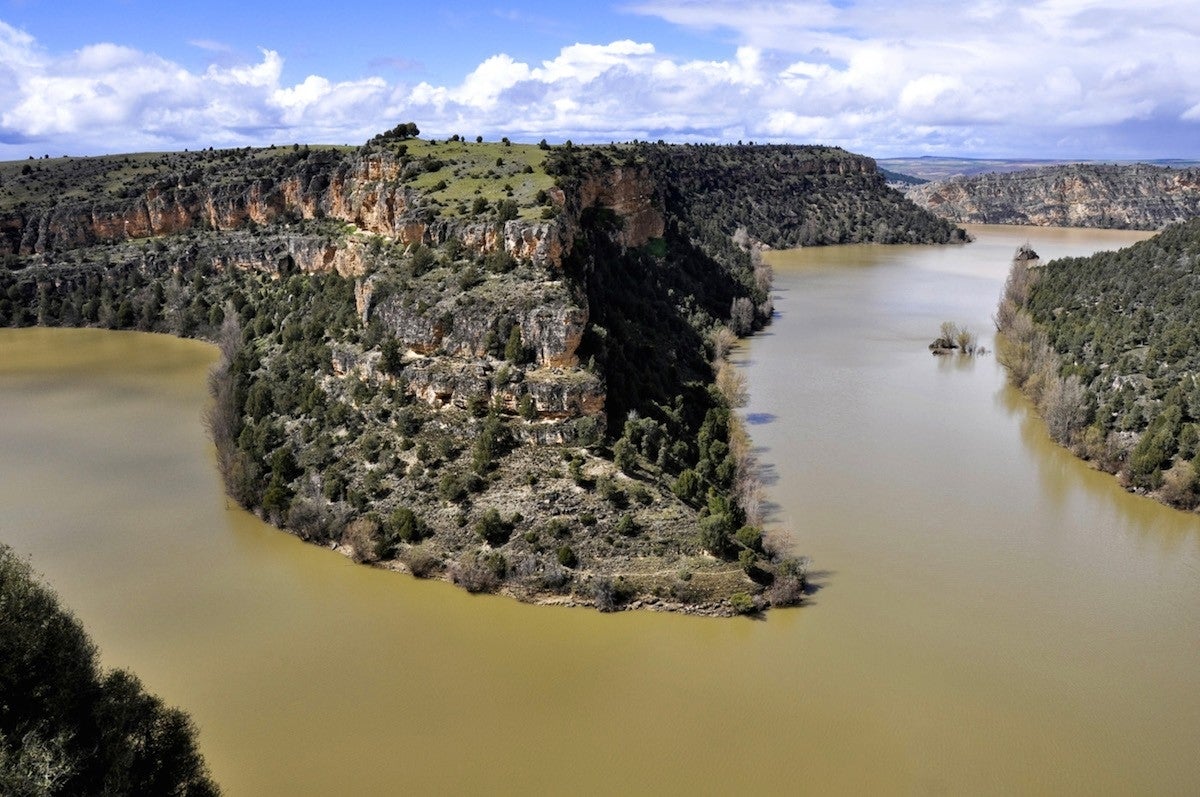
left=907, top=164, right=1200, bottom=229
left=0, top=150, right=667, bottom=274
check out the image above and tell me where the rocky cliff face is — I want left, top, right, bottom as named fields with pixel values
left=2, top=138, right=965, bottom=613
left=0, top=149, right=660, bottom=270
left=0, top=148, right=660, bottom=439
left=573, top=166, right=665, bottom=248
left=906, top=164, right=1200, bottom=229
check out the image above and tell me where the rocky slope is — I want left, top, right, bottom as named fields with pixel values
left=906, top=164, right=1200, bottom=229
left=0, top=133, right=960, bottom=615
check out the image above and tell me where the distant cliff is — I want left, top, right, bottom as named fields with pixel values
left=0, top=134, right=959, bottom=615
left=906, top=164, right=1200, bottom=229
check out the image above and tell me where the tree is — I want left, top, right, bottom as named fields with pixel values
left=0, top=545, right=218, bottom=796
left=505, top=324, right=528, bottom=363
left=475, top=509, right=512, bottom=546
left=495, top=199, right=519, bottom=222
left=1040, top=373, right=1087, bottom=445
left=380, top=337, right=404, bottom=376
left=730, top=297, right=754, bottom=335
left=613, top=437, right=637, bottom=473
left=955, top=327, right=977, bottom=355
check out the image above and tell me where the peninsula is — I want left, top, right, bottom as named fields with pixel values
left=0, top=128, right=964, bottom=614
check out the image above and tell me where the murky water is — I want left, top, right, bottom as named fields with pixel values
left=2, top=224, right=1198, bottom=795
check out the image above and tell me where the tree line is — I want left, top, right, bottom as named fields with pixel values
left=996, top=218, right=1200, bottom=507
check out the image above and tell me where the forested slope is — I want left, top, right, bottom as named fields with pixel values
left=997, top=218, right=1200, bottom=507
left=0, top=545, right=218, bottom=795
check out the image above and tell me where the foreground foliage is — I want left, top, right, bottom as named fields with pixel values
left=0, top=545, right=218, bottom=796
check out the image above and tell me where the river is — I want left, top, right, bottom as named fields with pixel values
left=1, top=224, right=1198, bottom=795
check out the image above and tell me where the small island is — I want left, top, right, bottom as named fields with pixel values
left=929, top=321, right=983, bottom=356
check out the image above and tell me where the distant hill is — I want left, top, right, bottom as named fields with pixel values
left=904, top=163, right=1200, bottom=229
left=878, top=156, right=1200, bottom=183
left=878, top=167, right=927, bottom=187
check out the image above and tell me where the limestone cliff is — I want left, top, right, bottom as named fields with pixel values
left=906, top=164, right=1200, bottom=229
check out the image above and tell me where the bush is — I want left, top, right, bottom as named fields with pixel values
left=729, top=591, right=757, bottom=614
left=556, top=545, right=578, bottom=568
left=613, top=437, right=637, bottom=473
left=597, top=476, right=627, bottom=507
left=519, top=393, right=538, bottom=420
left=764, top=576, right=805, bottom=607
left=698, top=513, right=732, bottom=556
left=438, top=471, right=470, bottom=502
left=387, top=506, right=429, bottom=544
left=592, top=577, right=635, bottom=612
left=342, top=517, right=380, bottom=563
left=504, top=324, right=527, bottom=362
left=401, top=544, right=443, bottom=578
left=496, top=199, right=519, bottom=222
left=615, top=513, right=638, bottom=537
left=734, top=524, right=761, bottom=551
left=673, top=469, right=701, bottom=503
left=380, top=337, right=404, bottom=376
left=474, top=508, right=513, bottom=546
left=287, top=496, right=341, bottom=542
left=449, top=551, right=503, bottom=593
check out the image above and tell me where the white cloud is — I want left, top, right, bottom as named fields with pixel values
left=0, top=33, right=391, bottom=152
left=1, top=3, right=1198, bottom=159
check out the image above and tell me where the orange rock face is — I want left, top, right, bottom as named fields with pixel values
left=577, top=166, right=665, bottom=248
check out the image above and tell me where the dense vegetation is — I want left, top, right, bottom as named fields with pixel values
left=0, top=129, right=961, bottom=613
left=0, top=545, right=218, bottom=795
left=639, top=143, right=965, bottom=247
left=997, top=218, right=1200, bottom=507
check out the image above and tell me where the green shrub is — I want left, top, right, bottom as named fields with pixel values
left=734, top=524, right=761, bottom=551
left=438, top=472, right=469, bottom=502
left=730, top=591, right=757, bottom=614
left=556, top=545, right=578, bottom=568
left=388, top=506, right=429, bottom=543
left=475, top=508, right=512, bottom=546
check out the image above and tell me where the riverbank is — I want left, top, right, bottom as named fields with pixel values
left=995, top=222, right=1200, bottom=515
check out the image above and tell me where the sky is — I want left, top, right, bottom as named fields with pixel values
left=1, top=0, right=1198, bottom=161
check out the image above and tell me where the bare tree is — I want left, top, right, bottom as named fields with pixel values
left=955, top=327, right=977, bottom=355
left=714, top=361, right=748, bottom=408
left=1040, top=373, right=1087, bottom=444
left=710, top=325, right=737, bottom=361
